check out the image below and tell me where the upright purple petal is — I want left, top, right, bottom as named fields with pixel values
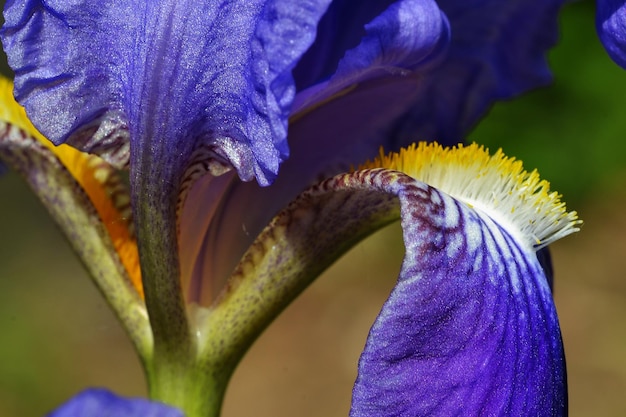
left=181, top=0, right=566, bottom=302
left=1, top=0, right=331, bottom=184
left=48, top=389, right=184, bottom=417
left=292, top=0, right=450, bottom=115
left=292, top=0, right=396, bottom=89
left=1, top=0, right=333, bottom=341
left=596, top=0, right=626, bottom=68
left=180, top=0, right=452, bottom=301
left=351, top=183, right=566, bottom=416
left=388, top=0, right=565, bottom=145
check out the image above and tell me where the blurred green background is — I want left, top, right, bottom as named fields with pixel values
left=1, top=1, right=625, bottom=416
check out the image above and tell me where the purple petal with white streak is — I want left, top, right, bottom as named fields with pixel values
left=351, top=181, right=566, bottom=416
left=201, top=168, right=566, bottom=415
left=180, top=0, right=566, bottom=302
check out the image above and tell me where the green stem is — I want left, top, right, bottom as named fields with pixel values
left=137, top=195, right=191, bottom=355
left=146, top=354, right=233, bottom=417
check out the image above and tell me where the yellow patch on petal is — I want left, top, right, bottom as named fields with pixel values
left=361, top=142, right=581, bottom=250
left=0, top=77, right=143, bottom=296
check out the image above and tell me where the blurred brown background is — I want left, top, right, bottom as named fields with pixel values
left=1, top=1, right=625, bottom=416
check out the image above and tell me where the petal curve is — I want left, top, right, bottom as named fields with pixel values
left=1, top=0, right=331, bottom=184
left=181, top=0, right=452, bottom=301
left=0, top=0, right=333, bottom=345
left=292, top=0, right=450, bottom=114
left=179, top=0, right=566, bottom=302
left=388, top=0, right=565, bottom=145
left=596, top=0, right=626, bottom=68
left=199, top=167, right=566, bottom=417
left=351, top=182, right=566, bottom=416
left=292, top=0, right=396, bottom=89
left=48, top=388, right=183, bottom=417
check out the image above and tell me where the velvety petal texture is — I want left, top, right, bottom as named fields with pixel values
left=388, top=0, right=565, bottom=144
left=179, top=0, right=447, bottom=302
left=181, top=0, right=451, bottom=301
left=179, top=0, right=566, bottom=303
left=292, top=0, right=450, bottom=113
left=351, top=179, right=566, bottom=416
left=1, top=0, right=334, bottom=349
left=597, top=0, right=626, bottom=68
left=207, top=167, right=566, bottom=416
left=1, top=0, right=331, bottom=184
left=48, top=389, right=184, bottom=417
left=292, top=0, right=397, bottom=89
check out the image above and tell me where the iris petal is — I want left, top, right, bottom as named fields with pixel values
left=389, top=0, right=565, bottom=144
left=596, top=0, right=626, bottom=68
left=181, top=0, right=451, bottom=301
left=204, top=167, right=565, bottom=416
left=48, top=388, right=183, bottom=417
left=180, top=0, right=565, bottom=302
left=292, top=0, right=396, bottom=89
left=351, top=182, right=566, bottom=416
left=1, top=0, right=334, bottom=344
left=292, top=0, right=450, bottom=113
left=1, top=0, right=331, bottom=184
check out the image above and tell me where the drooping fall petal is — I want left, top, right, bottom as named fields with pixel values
left=206, top=169, right=568, bottom=414
left=350, top=181, right=566, bottom=416
left=203, top=143, right=576, bottom=416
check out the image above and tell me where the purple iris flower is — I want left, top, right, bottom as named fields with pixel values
left=47, top=389, right=184, bottom=417
left=0, top=0, right=576, bottom=416
left=597, top=0, right=626, bottom=67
